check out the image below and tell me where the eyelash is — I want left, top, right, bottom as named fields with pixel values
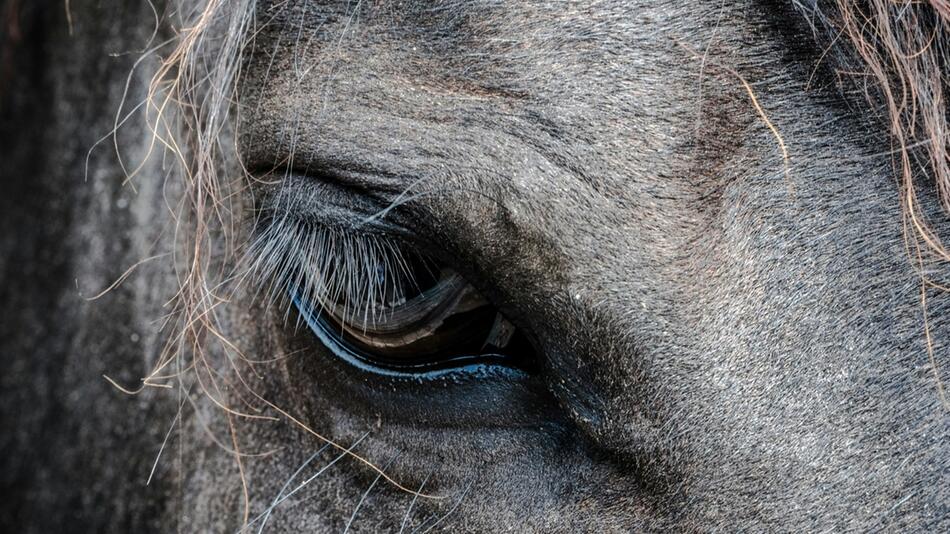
left=247, top=217, right=423, bottom=330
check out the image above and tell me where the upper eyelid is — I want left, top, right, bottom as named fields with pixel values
left=247, top=215, right=430, bottom=318
left=253, top=170, right=425, bottom=239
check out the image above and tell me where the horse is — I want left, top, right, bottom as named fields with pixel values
left=1, top=0, right=947, bottom=531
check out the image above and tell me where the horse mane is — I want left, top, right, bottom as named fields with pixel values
left=803, top=1, right=950, bottom=265
left=803, top=1, right=950, bottom=407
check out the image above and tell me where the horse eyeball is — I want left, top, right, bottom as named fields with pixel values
left=253, top=222, right=538, bottom=377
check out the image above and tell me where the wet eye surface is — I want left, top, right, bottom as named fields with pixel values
left=253, top=218, right=538, bottom=378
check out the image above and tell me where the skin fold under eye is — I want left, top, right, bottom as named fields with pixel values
left=249, top=217, right=537, bottom=377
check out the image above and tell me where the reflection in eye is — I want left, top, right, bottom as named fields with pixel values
left=251, top=220, right=536, bottom=376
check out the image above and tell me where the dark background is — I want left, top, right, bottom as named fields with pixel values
left=0, top=1, right=173, bottom=531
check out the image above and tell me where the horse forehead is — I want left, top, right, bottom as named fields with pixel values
left=255, top=0, right=735, bottom=71
left=242, top=0, right=734, bottom=205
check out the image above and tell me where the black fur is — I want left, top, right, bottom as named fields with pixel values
left=1, top=0, right=947, bottom=531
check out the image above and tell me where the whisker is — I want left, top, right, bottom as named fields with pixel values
left=342, top=455, right=399, bottom=534
left=398, top=471, right=432, bottom=534
left=256, top=442, right=333, bottom=534
left=412, top=475, right=476, bottom=534
left=238, top=431, right=370, bottom=533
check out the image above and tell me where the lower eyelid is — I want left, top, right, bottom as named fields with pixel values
left=291, top=292, right=515, bottom=378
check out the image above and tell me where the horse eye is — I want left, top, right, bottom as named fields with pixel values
left=285, top=233, right=537, bottom=376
